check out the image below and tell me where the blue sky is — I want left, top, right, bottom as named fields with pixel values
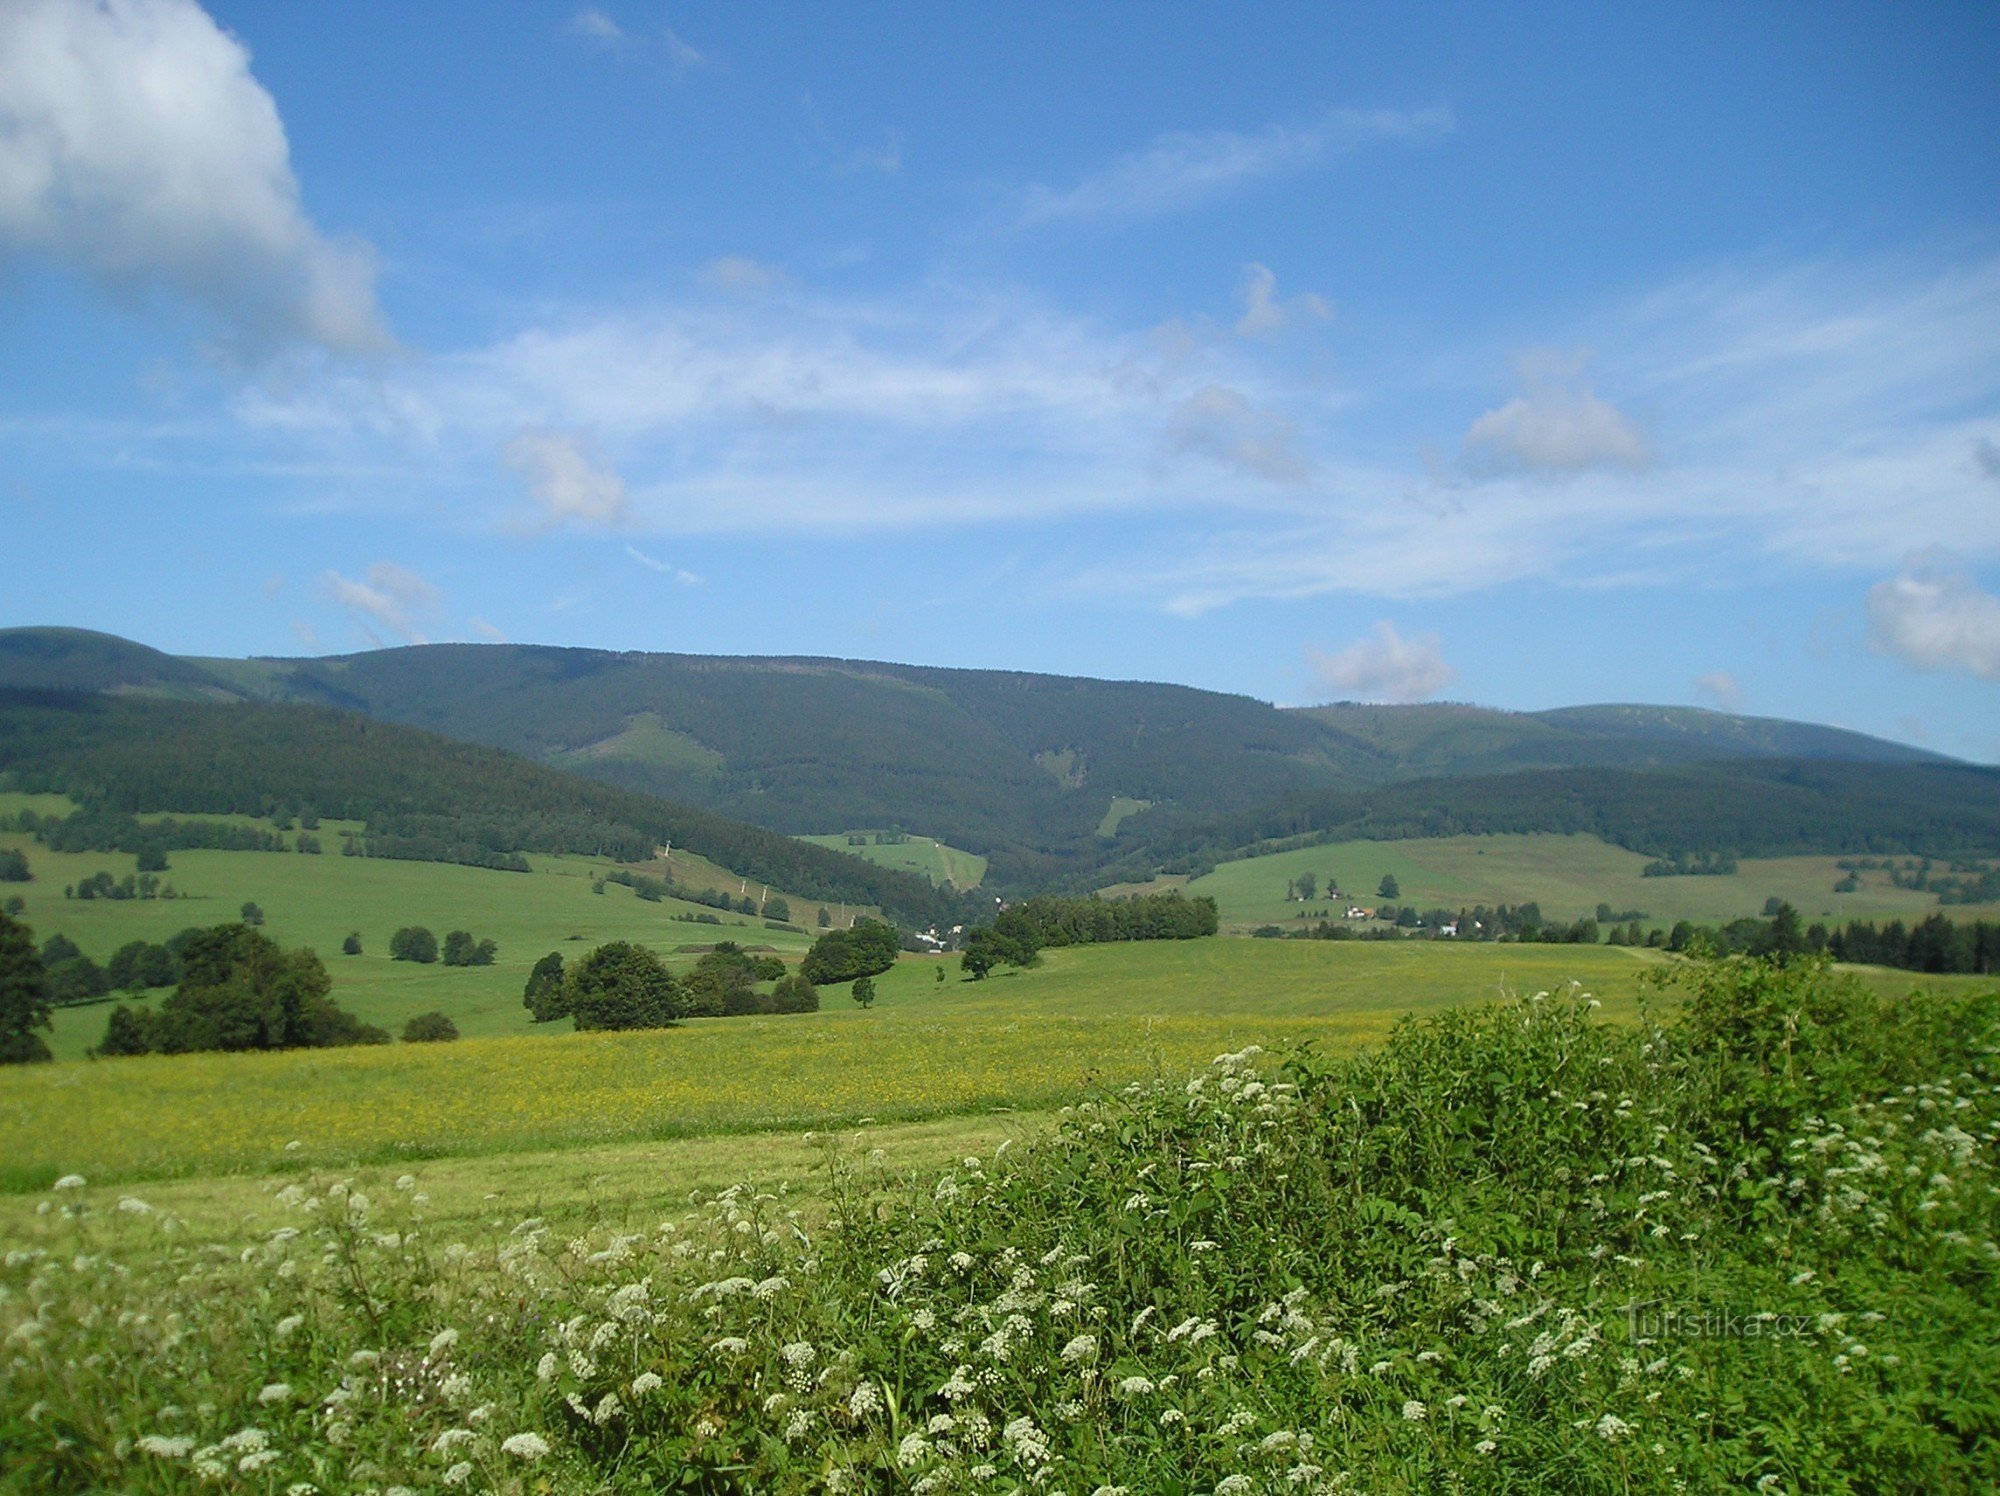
left=3, top=1, right=1998, bottom=759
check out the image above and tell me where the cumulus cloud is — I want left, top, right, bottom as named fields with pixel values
left=1866, top=554, right=2000, bottom=682
left=1693, top=671, right=1744, bottom=712
left=1309, top=622, right=1457, bottom=703
left=319, top=562, right=440, bottom=645
left=0, top=0, right=389, bottom=354
left=1012, top=105, right=1452, bottom=227
left=1235, top=263, right=1330, bottom=336
left=503, top=431, right=629, bottom=528
left=1168, top=386, right=1311, bottom=484
left=1462, top=351, right=1650, bottom=476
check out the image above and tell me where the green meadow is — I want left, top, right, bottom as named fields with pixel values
left=1171, top=831, right=2000, bottom=931
left=795, top=828, right=988, bottom=888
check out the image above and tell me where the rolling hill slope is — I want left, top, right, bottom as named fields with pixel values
left=0, top=688, right=955, bottom=925
left=0, top=628, right=1969, bottom=890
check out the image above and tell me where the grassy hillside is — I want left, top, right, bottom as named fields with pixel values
left=1179, top=832, right=2000, bottom=932
left=0, top=688, right=954, bottom=925
left=795, top=829, right=988, bottom=888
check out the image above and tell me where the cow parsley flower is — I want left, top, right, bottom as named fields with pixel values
left=501, top=1432, right=550, bottom=1460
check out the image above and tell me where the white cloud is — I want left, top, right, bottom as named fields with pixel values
left=660, top=24, right=707, bottom=72
left=466, top=616, right=506, bottom=643
left=1462, top=352, right=1650, bottom=475
left=1693, top=671, right=1745, bottom=712
left=319, top=561, right=440, bottom=645
left=1977, top=437, right=2000, bottom=480
left=624, top=544, right=700, bottom=584
left=0, top=0, right=389, bottom=354
left=503, top=431, right=629, bottom=528
left=1866, top=554, right=2000, bottom=682
left=700, top=256, right=781, bottom=292
left=1309, top=622, right=1456, bottom=703
left=1012, top=106, right=1452, bottom=227
left=1235, top=263, right=1330, bottom=336
left=569, top=8, right=622, bottom=43
left=1167, top=386, right=1311, bottom=484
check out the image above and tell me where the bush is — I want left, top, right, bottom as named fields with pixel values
left=401, top=1011, right=459, bottom=1043
left=567, top=942, right=681, bottom=1031
left=0, top=848, right=30, bottom=881
left=771, top=973, right=819, bottom=1013
left=389, top=926, right=438, bottom=963
left=341, top=932, right=362, bottom=956
left=239, top=901, right=264, bottom=927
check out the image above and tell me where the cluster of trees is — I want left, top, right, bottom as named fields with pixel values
left=1642, top=851, right=1739, bottom=877
left=94, top=924, right=388, bottom=1056
left=0, top=692, right=954, bottom=925
left=1826, top=915, right=2000, bottom=975
left=524, top=942, right=820, bottom=1028
left=597, top=867, right=785, bottom=918
left=4, top=805, right=284, bottom=860
left=800, top=919, right=901, bottom=985
left=388, top=927, right=497, bottom=966
left=65, top=869, right=171, bottom=901
left=0, top=848, right=28, bottom=881
left=962, top=892, right=1219, bottom=979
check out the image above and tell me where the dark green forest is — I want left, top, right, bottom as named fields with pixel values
left=0, top=690, right=955, bottom=926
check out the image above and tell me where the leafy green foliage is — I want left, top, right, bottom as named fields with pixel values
left=851, top=973, right=876, bottom=1009
left=566, top=941, right=681, bottom=1031
left=8, top=957, right=1996, bottom=1490
left=963, top=892, right=1219, bottom=978
left=0, top=848, right=28, bottom=881
left=439, top=930, right=496, bottom=967
left=800, top=918, right=900, bottom=985
left=0, top=911, right=52, bottom=1064
left=92, top=925, right=387, bottom=1056
left=388, top=926, right=437, bottom=964
left=399, top=1011, right=459, bottom=1043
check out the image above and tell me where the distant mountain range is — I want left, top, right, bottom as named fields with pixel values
left=1, top=626, right=1980, bottom=893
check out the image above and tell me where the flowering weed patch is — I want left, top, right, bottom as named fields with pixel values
left=3, top=956, right=1996, bottom=1492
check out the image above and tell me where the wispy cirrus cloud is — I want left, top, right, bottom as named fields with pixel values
left=503, top=431, right=629, bottom=529
left=318, top=561, right=440, bottom=645
left=1009, top=105, right=1453, bottom=228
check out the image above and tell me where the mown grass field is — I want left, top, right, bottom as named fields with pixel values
left=795, top=829, right=987, bottom=889
left=1171, top=831, right=2000, bottom=931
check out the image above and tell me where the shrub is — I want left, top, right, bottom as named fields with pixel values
left=389, top=926, right=438, bottom=963
left=341, top=932, right=362, bottom=955
left=401, top=1011, right=459, bottom=1043
left=771, top=973, right=819, bottom=1013
left=0, top=848, right=30, bottom=881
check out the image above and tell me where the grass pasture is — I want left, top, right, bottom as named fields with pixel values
left=1, top=940, right=1674, bottom=1190
left=0, top=824, right=823, bottom=1060
left=795, top=829, right=987, bottom=889
left=1181, top=831, right=2000, bottom=931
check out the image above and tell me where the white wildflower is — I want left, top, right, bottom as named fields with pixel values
left=429, top=1328, right=460, bottom=1356
left=137, top=1434, right=195, bottom=1458
left=1596, top=1414, right=1633, bottom=1442
left=848, top=1381, right=883, bottom=1419
left=1060, top=1333, right=1099, bottom=1364
left=442, top=1463, right=474, bottom=1488
left=256, top=1383, right=293, bottom=1405
left=1402, top=1400, right=1428, bottom=1422
left=52, top=1175, right=86, bottom=1191
left=632, top=1372, right=664, bottom=1397
left=501, top=1432, right=550, bottom=1460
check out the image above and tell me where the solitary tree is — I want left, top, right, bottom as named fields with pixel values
left=240, top=902, right=265, bottom=927
left=0, top=912, right=53, bottom=1064
left=852, top=974, right=876, bottom=1009
left=1295, top=872, right=1317, bottom=903
left=1378, top=875, right=1399, bottom=900
left=341, top=933, right=363, bottom=956
left=567, top=942, right=681, bottom=1031
left=523, top=952, right=568, bottom=1022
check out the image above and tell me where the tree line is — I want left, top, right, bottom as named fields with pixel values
left=962, top=892, right=1218, bottom=979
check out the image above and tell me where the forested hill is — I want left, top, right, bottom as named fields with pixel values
left=0, top=689, right=954, bottom=926
left=1118, top=758, right=2000, bottom=880
left=0, top=628, right=1961, bottom=891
